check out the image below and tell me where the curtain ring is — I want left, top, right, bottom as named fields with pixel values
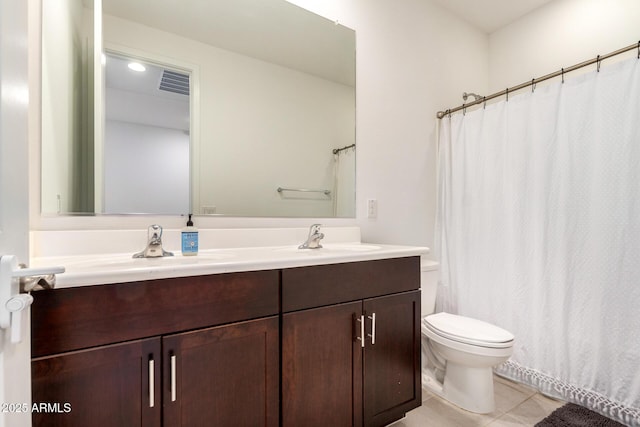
left=637, top=40, right=639, bottom=59
left=561, top=68, right=564, bottom=83
left=483, top=96, right=487, bottom=109
left=531, top=78, right=536, bottom=93
left=506, top=88, right=509, bottom=102
left=463, top=104, right=467, bottom=116
left=597, top=55, right=601, bottom=72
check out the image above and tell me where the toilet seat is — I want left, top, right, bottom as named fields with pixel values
left=424, top=312, right=514, bottom=349
left=421, top=312, right=515, bottom=413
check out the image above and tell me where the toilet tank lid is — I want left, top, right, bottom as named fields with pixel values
left=424, top=312, right=514, bottom=344
left=421, top=259, right=439, bottom=271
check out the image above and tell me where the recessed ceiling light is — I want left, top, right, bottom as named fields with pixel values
left=128, top=62, right=146, bottom=72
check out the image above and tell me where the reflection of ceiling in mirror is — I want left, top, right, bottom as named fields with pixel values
left=105, top=54, right=188, bottom=101
left=105, top=53, right=190, bottom=131
left=102, top=0, right=355, bottom=87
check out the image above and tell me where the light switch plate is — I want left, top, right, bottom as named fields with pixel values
left=367, top=199, right=377, bottom=219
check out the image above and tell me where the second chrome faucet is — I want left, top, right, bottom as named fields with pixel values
left=299, top=224, right=324, bottom=249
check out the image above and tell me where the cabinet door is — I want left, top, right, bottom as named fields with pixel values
left=282, top=301, right=363, bottom=427
left=163, top=316, right=279, bottom=427
left=363, top=291, right=421, bottom=427
left=32, top=337, right=161, bottom=427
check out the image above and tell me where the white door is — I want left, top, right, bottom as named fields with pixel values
left=0, top=0, right=33, bottom=425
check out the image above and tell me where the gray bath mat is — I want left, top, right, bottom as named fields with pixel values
left=535, top=403, right=626, bottom=426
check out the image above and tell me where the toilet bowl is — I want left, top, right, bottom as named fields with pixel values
left=420, top=261, right=514, bottom=414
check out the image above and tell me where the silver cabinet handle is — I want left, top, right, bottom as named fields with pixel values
left=356, top=314, right=365, bottom=348
left=149, top=359, right=155, bottom=408
left=367, top=312, right=376, bottom=345
left=170, top=354, right=177, bottom=402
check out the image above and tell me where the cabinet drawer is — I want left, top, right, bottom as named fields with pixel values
left=32, top=270, right=279, bottom=357
left=282, top=257, right=420, bottom=312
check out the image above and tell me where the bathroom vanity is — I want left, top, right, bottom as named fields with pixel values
left=31, top=270, right=280, bottom=426
left=281, top=257, right=421, bottom=427
left=29, top=236, right=425, bottom=427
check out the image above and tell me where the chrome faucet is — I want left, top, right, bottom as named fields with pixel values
left=133, top=225, right=174, bottom=258
left=299, top=224, right=324, bottom=249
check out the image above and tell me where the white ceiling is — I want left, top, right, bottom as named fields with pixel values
left=431, top=0, right=556, bottom=33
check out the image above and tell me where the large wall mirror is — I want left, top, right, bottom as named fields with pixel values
left=41, top=0, right=356, bottom=218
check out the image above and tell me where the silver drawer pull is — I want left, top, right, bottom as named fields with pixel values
left=367, top=312, right=376, bottom=345
left=170, top=354, right=177, bottom=402
left=149, top=359, right=155, bottom=408
left=356, top=315, right=365, bottom=348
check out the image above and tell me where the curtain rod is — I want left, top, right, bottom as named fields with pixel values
left=436, top=40, right=640, bottom=119
left=333, top=143, right=355, bottom=155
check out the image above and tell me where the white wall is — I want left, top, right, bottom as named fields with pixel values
left=489, top=0, right=640, bottom=92
left=286, top=0, right=489, bottom=246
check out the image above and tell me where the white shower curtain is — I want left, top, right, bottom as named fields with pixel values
left=436, top=57, right=640, bottom=426
left=333, top=147, right=356, bottom=217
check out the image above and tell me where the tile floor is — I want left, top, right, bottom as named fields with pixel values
left=391, top=375, right=565, bottom=427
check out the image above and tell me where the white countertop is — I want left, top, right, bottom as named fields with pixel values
left=31, top=243, right=429, bottom=288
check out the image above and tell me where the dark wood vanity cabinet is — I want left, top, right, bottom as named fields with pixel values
left=163, top=317, right=279, bottom=427
left=31, top=271, right=280, bottom=427
left=31, top=256, right=421, bottom=427
left=32, top=317, right=278, bottom=427
left=282, top=301, right=364, bottom=427
left=282, top=257, right=422, bottom=427
left=32, top=337, right=162, bottom=427
left=362, top=291, right=422, bottom=427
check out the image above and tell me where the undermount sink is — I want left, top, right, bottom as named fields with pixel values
left=320, top=243, right=382, bottom=252
left=61, top=251, right=237, bottom=272
left=122, top=252, right=236, bottom=267
left=329, top=244, right=382, bottom=251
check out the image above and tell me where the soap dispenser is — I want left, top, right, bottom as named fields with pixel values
left=181, top=214, right=199, bottom=256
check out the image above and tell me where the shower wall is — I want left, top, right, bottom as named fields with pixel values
left=489, top=0, right=640, bottom=92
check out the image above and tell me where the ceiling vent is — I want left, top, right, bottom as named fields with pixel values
left=159, top=70, right=190, bottom=96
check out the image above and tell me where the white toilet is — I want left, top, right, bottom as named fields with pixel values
left=420, top=261, right=514, bottom=414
